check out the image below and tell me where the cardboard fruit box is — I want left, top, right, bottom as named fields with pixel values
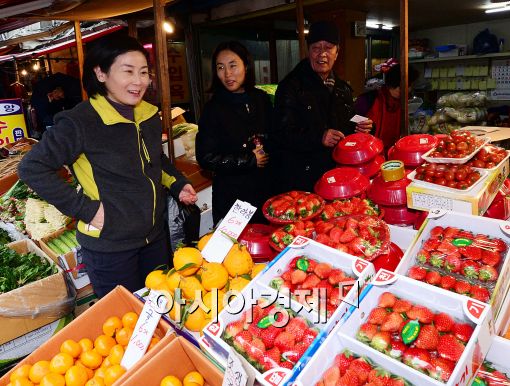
left=0, top=286, right=175, bottom=385
left=336, top=270, right=493, bottom=386
left=255, top=236, right=375, bottom=334
left=118, top=336, right=223, bottom=386
left=395, top=210, right=510, bottom=320
left=0, top=239, right=70, bottom=345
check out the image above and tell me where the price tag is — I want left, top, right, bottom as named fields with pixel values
left=349, top=114, right=368, bottom=123
left=222, top=348, right=256, bottom=386
left=121, top=290, right=167, bottom=369
left=202, top=200, right=256, bottom=263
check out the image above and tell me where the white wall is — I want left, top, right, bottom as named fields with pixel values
left=410, top=18, right=510, bottom=54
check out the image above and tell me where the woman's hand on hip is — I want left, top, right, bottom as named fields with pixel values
left=90, top=202, right=104, bottom=230
left=179, top=183, right=198, bottom=205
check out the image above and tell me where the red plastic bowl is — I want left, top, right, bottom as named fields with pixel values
left=333, top=133, right=383, bottom=165
left=238, top=224, right=278, bottom=262
left=372, top=242, right=404, bottom=272
left=314, top=167, right=370, bottom=200
left=380, top=204, right=418, bottom=225
left=367, top=173, right=412, bottom=206
left=339, top=154, right=385, bottom=178
left=388, top=134, right=438, bottom=167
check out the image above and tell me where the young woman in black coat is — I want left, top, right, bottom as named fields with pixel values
left=196, top=41, right=273, bottom=225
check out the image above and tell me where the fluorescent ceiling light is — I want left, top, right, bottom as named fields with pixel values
left=367, top=21, right=394, bottom=30
left=486, top=4, right=510, bottom=12
left=0, top=0, right=53, bottom=18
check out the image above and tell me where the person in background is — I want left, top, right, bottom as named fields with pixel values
left=18, top=34, right=197, bottom=297
left=355, top=62, right=420, bottom=155
left=196, top=41, right=273, bottom=225
left=273, top=20, right=373, bottom=193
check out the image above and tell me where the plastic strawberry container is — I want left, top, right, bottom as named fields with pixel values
left=339, top=154, right=385, bottom=178
left=314, top=167, right=370, bottom=201
left=262, top=191, right=325, bottom=224
left=333, top=133, right=383, bottom=165
left=367, top=174, right=411, bottom=206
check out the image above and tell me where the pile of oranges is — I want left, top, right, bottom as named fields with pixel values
left=160, top=371, right=204, bottom=386
left=7, top=311, right=161, bottom=386
left=144, top=234, right=266, bottom=333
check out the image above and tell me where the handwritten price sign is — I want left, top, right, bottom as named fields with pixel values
left=202, top=200, right=256, bottom=263
left=222, top=347, right=255, bottom=386
left=121, top=290, right=167, bottom=369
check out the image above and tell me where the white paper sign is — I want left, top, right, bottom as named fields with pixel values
left=222, top=348, right=256, bottom=386
left=121, top=290, right=167, bottom=369
left=350, top=114, right=369, bottom=123
left=201, top=200, right=256, bottom=263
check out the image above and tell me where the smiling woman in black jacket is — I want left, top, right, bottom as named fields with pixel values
left=196, top=41, right=273, bottom=225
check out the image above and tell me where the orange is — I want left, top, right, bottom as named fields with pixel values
left=75, top=360, right=94, bottom=380
left=65, top=365, right=89, bottom=386
left=103, top=365, right=126, bottom=386
left=197, top=232, right=213, bottom=251
left=94, top=335, right=116, bottom=357
left=60, top=339, right=82, bottom=358
left=28, top=360, right=51, bottom=383
left=86, top=378, right=105, bottom=386
left=223, top=244, right=253, bottom=276
left=102, top=316, right=123, bottom=337
left=11, top=378, right=34, bottom=386
left=183, top=371, right=204, bottom=386
left=160, top=375, right=182, bottom=386
left=100, top=356, right=112, bottom=369
left=145, top=270, right=167, bottom=289
left=121, top=312, right=138, bottom=329
left=40, top=373, right=66, bottom=386
left=10, top=364, right=32, bottom=381
left=115, top=327, right=133, bottom=346
left=108, top=345, right=124, bottom=365
left=147, top=337, right=160, bottom=351
left=80, top=350, right=103, bottom=370
left=78, top=338, right=94, bottom=353
left=94, top=367, right=107, bottom=379
left=173, top=247, right=203, bottom=276
left=49, top=352, right=74, bottom=375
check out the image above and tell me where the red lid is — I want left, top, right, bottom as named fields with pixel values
left=372, top=242, right=404, bottom=272
left=314, top=167, right=370, bottom=200
left=238, top=224, right=278, bottom=262
left=380, top=204, right=418, bottom=225
left=395, top=134, right=438, bottom=153
left=367, top=173, right=411, bottom=206
left=483, top=194, right=507, bottom=220
left=333, top=133, right=383, bottom=165
left=341, top=154, right=385, bottom=178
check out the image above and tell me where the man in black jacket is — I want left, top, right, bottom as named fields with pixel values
left=273, top=21, right=373, bottom=193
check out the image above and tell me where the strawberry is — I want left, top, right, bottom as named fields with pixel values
left=456, top=230, right=474, bottom=240
left=321, top=366, right=340, bottom=385
left=248, top=323, right=262, bottom=337
left=491, top=238, right=507, bottom=253
left=259, top=326, right=280, bottom=349
left=357, top=322, right=378, bottom=342
left=402, top=348, right=432, bottom=371
left=430, top=252, right=446, bottom=268
left=381, top=312, right=405, bottom=333
left=445, top=253, right=462, bottom=273
left=317, top=280, right=334, bottom=294
left=302, top=274, right=322, bottom=289
left=370, top=331, right=391, bottom=352
left=285, top=317, right=308, bottom=342
left=279, top=360, right=294, bottom=370
left=434, top=312, right=454, bottom=332
left=479, top=265, right=499, bottom=281
left=330, top=227, right=344, bottom=243
left=407, top=305, right=434, bottom=324
left=335, top=350, right=355, bottom=376
left=415, top=324, right=439, bottom=350
left=314, top=262, right=332, bottom=279
left=378, top=292, right=397, bottom=308
left=389, top=378, right=406, bottom=386
left=452, top=322, right=474, bottom=343
left=301, top=329, right=318, bottom=346
left=438, top=334, right=465, bottom=361
left=281, top=270, right=292, bottom=282
left=387, top=339, right=406, bottom=360
left=339, top=227, right=358, bottom=243
left=482, top=249, right=501, bottom=267
left=471, top=285, right=490, bottom=303
left=444, top=227, right=460, bottom=239
left=274, top=331, right=295, bottom=352
left=367, top=307, right=389, bottom=325
left=224, top=320, right=245, bottom=339
left=329, top=287, right=341, bottom=306
left=408, top=266, right=427, bottom=281
left=429, top=357, right=455, bottom=382
left=454, top=280, right=472, bottom=295
left=283, top=341, right=308, bottom=363
left=417, top=249, right=430, bottom=264
left=291, top=269, right=307, bottom=284
left=345, top=217, right=360, bottom=230
left=393, top=299, right=412, bottom=313
left=348, top=358, right=372, bottom=383
left=233, top=330, right=252, bottom=353
left=437, top=241, right=458, bottom=255
left=261, top=347, right=281, bottom=371
left=425, top=270, right=441, bottom=285
left=423, top=238, right=440, bottom=251
left=440, top=275, right=457, bottom=291
left=461, top=261, right=480, bottom=279
left=459, top=246, right=482, bottom=261
left=328, top=269, right=347, bottom=285
left=337, top=370, right=360, bottom=386
left=430, top=226, right=444, bottom=239
left=247, top=337, right=266, bottom=361
left=307, top=259, right=318, bottom=273
left=289, top=256, right=304, bottom=269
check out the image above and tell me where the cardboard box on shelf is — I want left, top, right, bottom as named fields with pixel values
left=0, top=239, right=70, bottom=345
left=337, top=270, right=493, bottom=386
left=0, top=286, right=175, bottom=385
left=406, top=166, right=507, bottom=215
left=471, top=336, right=510, bottom=383
left=395, top=210, right=510, bottom=320
left=119, top=336, right=223, bottom=386
left=464, top=126, right=510, bottom=149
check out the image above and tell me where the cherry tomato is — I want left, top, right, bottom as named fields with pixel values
left=485, top=161, right=496, bottom=169
left=416, top=174, right=425, bottom=180
left=444, top=171, right=455, bottom=181
left=473, top=159, right=485, bottom=168
left=457, top=141, right=468, bottom=151
left=457, top=182, right=469, bottom=190
left=446, top=142, right=456, bottom=152
left=425, top=175, right=434, bottom=183
left=447, top=180, right=458, bottom=188
left=434, top=177, right=447, bottom=186
left=455, top=170, right=467, bottom=181
left=416, top=165, right=426, bottom=174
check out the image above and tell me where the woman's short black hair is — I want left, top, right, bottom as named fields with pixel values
left=209, top=41, right=255, bottom=93
left=385, top=64, right=420, bottom=89
left=82, top=34, right=150, bottom=97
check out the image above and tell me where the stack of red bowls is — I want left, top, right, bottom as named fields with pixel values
left=388, top=134, right=438, bottom=171
left=238, top=224, right=279, bottom=263
left=333, top=133, right=384, bottom=178
left=314, top=167, right=371, bottom=201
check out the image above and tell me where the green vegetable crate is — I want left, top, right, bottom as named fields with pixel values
left=39, top=226, right=80, bottom=266
left=0, top=239, right=70, bottom=345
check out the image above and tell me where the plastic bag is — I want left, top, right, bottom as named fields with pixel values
left=437, top=92, right=488, bottom=108
left=167, top=195, right=201, bottom=252
left=474, top=362, right=510, bottom=386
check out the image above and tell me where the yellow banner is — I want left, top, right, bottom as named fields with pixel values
left=0, top=99, right=28, bottom=147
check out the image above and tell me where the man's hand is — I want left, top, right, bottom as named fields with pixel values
left=322, top=129, right=344, bottom=147
left=355, top=119, right=373, bottom=134
left=253, top=148, right=269, bottom=167
left=90, top=202, right=104, bottom=230
left=179, top=183, right=198, bottom=205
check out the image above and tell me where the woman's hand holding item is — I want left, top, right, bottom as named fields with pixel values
left=179, top=183, right=198, bottom=205
left=322, top=128, right=344, bottom=147
left=90, top=202, right=105, bottom=230
left=354, top=118, right=373, bottom=134
left=253, top=147, right=269, bottom=168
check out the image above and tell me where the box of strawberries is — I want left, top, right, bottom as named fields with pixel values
left=471, top=335, right=510, bottom=386
left=335, top=270, right=493, bottom=386
left=396, top=210, right=510, bottom=320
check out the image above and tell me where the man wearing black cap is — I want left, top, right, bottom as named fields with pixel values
left=272, top=20, right=373, bottom=193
